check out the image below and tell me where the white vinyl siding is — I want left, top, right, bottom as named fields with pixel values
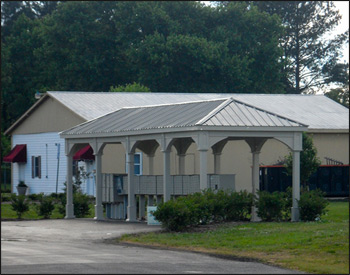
left=13, top=132, right=96, bottom=195
left=12, top=132, right=67, bottom=195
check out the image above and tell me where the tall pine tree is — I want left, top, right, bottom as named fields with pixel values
left=253, top=1, right=348, bottom=94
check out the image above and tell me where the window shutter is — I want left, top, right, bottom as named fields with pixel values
left=32, top=156, right=35, bottom=178
left=38, top=156, right=41, bottom=179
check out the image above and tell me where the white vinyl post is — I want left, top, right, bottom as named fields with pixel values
left=251, top=150, right=261, bottom=222
left=291, top=150, right=301, bottom=222
left=65, top=154, right=75, bottom=219
left=199, top=149, right=208, bottom=190
left=178, top=154, right=186, bottom=175
left=127, top=152, right=137, bottom=222
left=162, top=149, right=171, bottom=202
left=94, top=152, right=104, bottom=220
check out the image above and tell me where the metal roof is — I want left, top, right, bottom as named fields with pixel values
left=61, top=98, right=306, bottom=137
left=48, top=92, right=348, bottom=130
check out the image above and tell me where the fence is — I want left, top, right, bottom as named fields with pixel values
left=260, top=165, right=349, bottom=197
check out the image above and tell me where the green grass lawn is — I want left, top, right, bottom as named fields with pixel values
left=1, top=203, right=95, bottom=219
left=119, top=201, right=349, bottom=274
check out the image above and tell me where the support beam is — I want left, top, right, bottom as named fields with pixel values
left=147, top=195, right=154, bottom=206
left=127, top=152, right=137, bottom=222
left=148, top=154, right=154, bottom=175
left=291, top=150, right=301, bottom=222
left=199, top=149, right=208, bottom=190
left=139, top=195, right=146, bottom=220
left=162, top=149, right=171, bottom=202
left=94, top=152, right=104, bottom=220
left=65, top=154, right=75, bottom=219
left=156, top=195, right=163, bottom=205
left=250, top=150, right=261, bottom=222
left=178, top=154, right=186, bottom=175
left=213, top=153, right=221, bottom=174
left=245, top=138, right=267, bottom=222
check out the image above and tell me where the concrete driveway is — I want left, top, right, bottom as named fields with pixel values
left=1, top=219, right=303, bottom=274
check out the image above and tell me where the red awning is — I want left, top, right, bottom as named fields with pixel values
left=3, top=144, right=27, bottom=163
left=73, top=145, right=95, bottom=161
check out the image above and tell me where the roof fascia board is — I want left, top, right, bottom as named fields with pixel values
left=5, top=92, right=89, bottom=136
left=60, top=125, right=308, bottom=140
left=307, top=129, right=349, bottom=133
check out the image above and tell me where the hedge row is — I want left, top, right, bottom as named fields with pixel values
left=152, top=188, right=329, bottom=231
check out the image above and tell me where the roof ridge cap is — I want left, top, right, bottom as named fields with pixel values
left=120, top=98, right=228, bottom=110
left=195, top=98, right=233, bottom=125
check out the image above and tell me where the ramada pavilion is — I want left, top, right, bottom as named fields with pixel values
left=60, top=97, right=307, bottom=222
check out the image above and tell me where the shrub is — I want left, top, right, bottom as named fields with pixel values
left=185, top=192, right=213, bottom=225
left=28, top=193, right=40, bottom=201
left=299, top=189, right=329, bottom=221
left=58, top=192, right=91, bottom=218
left=281, top=187, right=293, bottom=221
left=152, top=189, right=255, bottom=231
left=208, top=189, right=228, bottom=222
left=17, top=181, right=27, bottom=187
left=256, top=191, right=285, bottom=221
left=1, top=193, right=11, bottom=202
left=10, top=194, right=29, bottom=219
left=225, top=190, right=254, bottom=221
left=35, top=195, right=55, bottom=219
left=152, top=199, right=193, bottom=231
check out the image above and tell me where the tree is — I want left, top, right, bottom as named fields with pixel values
left=1, top=1, right=60, bottom=41
left=1, top=1, right=287, bottom=138
left=110, top=82, right=151, bottom=93
left=254, top=1, right=349, bottom=94
left=325, top=87, right=349, bottom=108
left=10, top=194, right=30, bottom=219
left=285, top=133, right=321, bottom=189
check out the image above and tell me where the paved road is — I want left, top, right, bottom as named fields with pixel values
left=1, top=219, right=302, bottom=274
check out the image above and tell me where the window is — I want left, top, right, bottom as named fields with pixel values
left=125, top=152, right=143, bottom=175
left=31, top=156, right=41, bottom=178
left=134, top=153, right=141, bottom=175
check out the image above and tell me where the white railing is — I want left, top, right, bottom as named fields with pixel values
left=102, top=174, right=235, bottom=203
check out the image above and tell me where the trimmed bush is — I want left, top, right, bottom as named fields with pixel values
left=256, top=191, right=285, bottom=221
left=152, top=199, right=193, bottom=231
left=152, top=189, right=255, bottom=231
left=10, top=194, right=29, bottom=219
left=208, top=189, right=227, bottom=222
left=28, top=193, right=40, bottom=201
left=58, top=192, right=91, bottom=218
left=1, top=193, right=11, bottom=202
left=299, top=189, right=329, bottom=221
left=35, top=195, right=55, bottom=219
left=281, top=187, right=293, bottom=221
left=185, top=192, right=213, bottom=225
left=225, top=190, right=254, bottom=221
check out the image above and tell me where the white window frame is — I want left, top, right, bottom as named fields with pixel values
left=32, top=156, right=41, bottom=178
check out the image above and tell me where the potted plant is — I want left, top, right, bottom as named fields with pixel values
left=17, top=181, right=28, bottom=196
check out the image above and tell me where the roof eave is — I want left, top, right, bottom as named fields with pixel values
left=307, top=128, right=349, bottom=133
left=60, top=125, right=308, bottom=140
